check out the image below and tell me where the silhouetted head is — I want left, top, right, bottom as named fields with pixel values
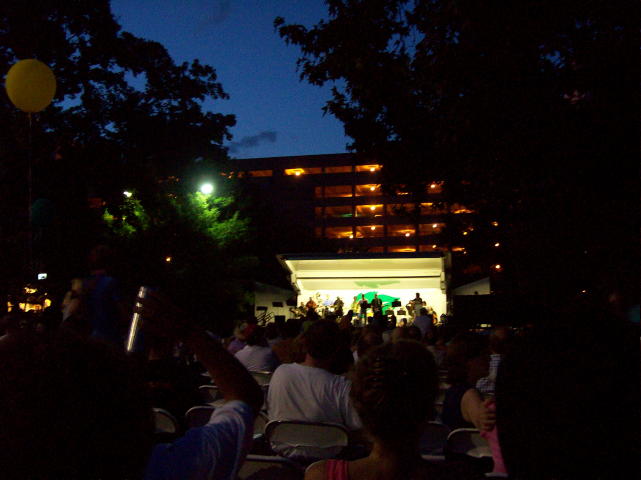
left=0, top=330, right=153, bottom=478
left=351, top=340, right=438, bottom=451
left=444, top=332, right=489, bottom=384
left=302, top=320, right=341, bottom=361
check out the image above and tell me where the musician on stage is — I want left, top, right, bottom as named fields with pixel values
left=410, top=293, right=425, bottom=319
left=370, top=294, right=383, bottom=317
left=305, top=297, right=317, bottom=312
left=333, top=297, right=344, bottom=317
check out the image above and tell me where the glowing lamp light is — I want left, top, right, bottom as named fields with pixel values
left=370, top=186, right=376, bottom=191
left=430, top=183, right=436, bottom=189
left=370, top=226, right=376, bottom=231
left=494, top=264, right=502, bottom=271
left=463, top=231, right=468, bottom=236
left=369, top=167, right=375, bottom=172
left=123, top=191, right=132, bottom=198
left=432, top=223, right=438, bottom=228
left=405, top=232, right=411, bottom=237
left=349, top=234, right=354, bottom=239
left=165, top=256, right=172, bottom=263
left=492, top=221, right=499, bottom=226
left=494, top=242, right=500, bottom=247
left=199, top=183, right=214, bottom=194
left=370, top=206, right=376, bottom=211
left=432, top=244, right=437, bottom=249
left=295, top=171, right=301, bottom=176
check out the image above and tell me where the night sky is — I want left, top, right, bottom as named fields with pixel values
left=111, top=0, right=349, bottom=159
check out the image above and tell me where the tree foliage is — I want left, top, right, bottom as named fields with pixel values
left=0, top=1, right=237, bottom=292
left=276, top=0, right=638, bottom=308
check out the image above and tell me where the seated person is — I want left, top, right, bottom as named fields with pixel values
left=235, top=325, right=280, bottom=372
left=266, top=320, right=362, bottom=459
left=496, top=306, right=638, bottom=479
left=306, top=340, right=482, bottom=480
left=0, top=291, right=263, bottom=480
left=441, top=332, right=495, bottom=431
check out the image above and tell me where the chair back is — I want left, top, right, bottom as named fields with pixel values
left=198, top=384, right=220, bottom=403
left=254, top=411, right=269, bottom=436
left=185, top=405, right=215, bottom=429
left=265, top=420, right=349, bottom=462
left=250, top=370, right=273, bottom=387
left=445, top=428, right=492, bottom=458
left=419, top=421, right=451, bottom=460
left=152, top=408, right=179, bottom=434
left=237, top=454, right=302, bottom=479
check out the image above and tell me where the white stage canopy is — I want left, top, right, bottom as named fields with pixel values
left=278, top=253, right=447, bottom=317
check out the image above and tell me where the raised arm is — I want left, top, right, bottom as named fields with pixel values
left=138, top=292, right=263, bottom=414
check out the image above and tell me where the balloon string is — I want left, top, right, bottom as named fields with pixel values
left=28, top=112, right=33, bottom=276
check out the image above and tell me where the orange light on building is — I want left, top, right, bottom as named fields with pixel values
left=494, top=242, right=500, bottom=247
left=405, top=232, right=411, bottom=237
left=370, top=186, right=376, bottom=191
left=494, top=264, right=502, bottom=271
left=349, top=234, right=354, bottom=239
left=370, top=226, right=376, bottom=231
left=432, top=244, right=437, bottom=249
left=463, top=231, right=468, bottom=236
left=430, top=183, right=436, bottom=189
left=492, top=221, right=499, bottom=226
left=370, top=206, right=376, bottom=211
left=432, top=223, right=438, bottom=228
left=165, top=256, right=172, bottom=262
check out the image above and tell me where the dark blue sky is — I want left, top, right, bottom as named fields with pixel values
left=111, top=0, right=349, bottom=159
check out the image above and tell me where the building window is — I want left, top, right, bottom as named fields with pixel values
left=325, top=226, right=354, bottom=239
left=324, top=205, right=353, bottom=218
left=387, top=224, right=415, bottom=237
left=355, top=164, right=382, bottom=172
left=314, top=207, right=324, bottom=219
left=322, top=185, right=353, bottom=198
left=356, top=225, right=384, bottom=237
left=419, top=202, right=447, bottom=215
left=285, top=167, right=322, bottom=176
left=427, top=181, right=444, bottom=193
left=355, top=204, right=384, bottom=217
left=419, top=223, right=445, bottom=235
left=324, top=165, right=352, bottom=173
left=355, top=184, right=380, bottom=196
left=387, top=203, right=417, bottom=216
left=239, top=169, right=272, bottom=177
left=388, top=245, right=417, bottom=253
left=367, top=246, right=385, bottom=253
left=451, top=203, right=475, bottom=214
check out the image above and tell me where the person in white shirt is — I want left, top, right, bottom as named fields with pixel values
left=235, top=326, right=279, bottom=372
left=267, top=320, right=362, bottom=459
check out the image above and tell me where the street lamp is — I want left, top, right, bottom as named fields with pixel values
left=199, top=183, right=214, bottom=195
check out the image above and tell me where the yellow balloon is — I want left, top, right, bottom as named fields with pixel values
left=5, top=59, right=56, bottom=113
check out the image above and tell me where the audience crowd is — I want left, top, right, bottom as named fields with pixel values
left=0, top=254, right=637, bottom=480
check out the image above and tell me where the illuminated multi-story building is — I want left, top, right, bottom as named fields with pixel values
left=230, top=153, right=473, bottom=254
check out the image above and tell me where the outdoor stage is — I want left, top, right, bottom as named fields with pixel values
left=277, top=252, right=448, bottom=321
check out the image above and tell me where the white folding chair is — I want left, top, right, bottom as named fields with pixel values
left=264, top=420, right=349, bottom=463
left=419, top=421, right=451, bottom=461
left=152, top=407, right=179, bottom=434
left=250, top=370, right=273, bottom=387
left=445, top=428, right=492, bottom=459
left=185, top=405, right=215, bottom=429
left=237, top=454, right=302, bottom=479
left=198, top=384, right=220, bottom=403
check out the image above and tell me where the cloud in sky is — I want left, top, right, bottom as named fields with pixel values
left=197, top=0, right=231, bottom=31
left=228, top=131, right=278, bottom=153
